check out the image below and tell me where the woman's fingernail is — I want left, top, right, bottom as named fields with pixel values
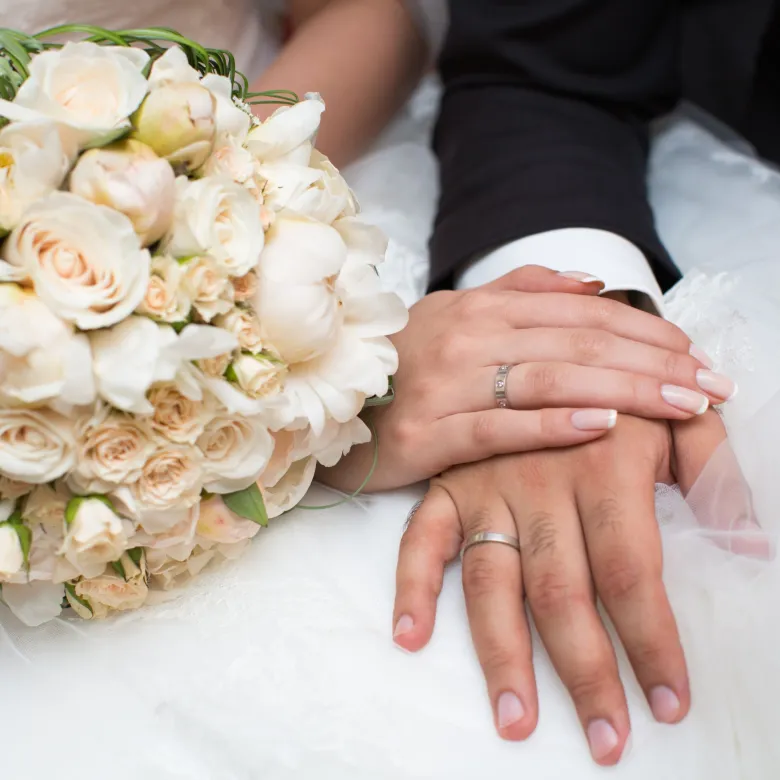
left=497, top=691, right=525, bottom=729
left=649, top=686, right=681, bottom=723
left=587, top=719, right=620, bottom=762
left=557, top=271, right=604, bottom=284
left=696, top=369, right=738, bottom=401
left=689, top=344, right=714, bottom=369
left=661, top=385, right=709, bottom=415
left=571, top=409, right=618, bottom=431
left=393, top=614, right=414, bottom=639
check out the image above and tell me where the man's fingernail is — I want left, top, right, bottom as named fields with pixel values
left=649, top=686, right=681, bottom=723
left=497, top=691, right=525, bottom=729
left=557, top=271, right=604, bottom=284
left=696, top=370, right=738, bottom=402
left=689, top=344, right=714, bottom=369
left=571, top=409, right=617, bottom=431
left=661, top=385, right=709, bottom=415
left=587, top=719, right=620, bottom=762
left=393, top=614, right=414, bottom=639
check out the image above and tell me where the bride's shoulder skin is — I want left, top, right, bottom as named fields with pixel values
left=252, top=0, right=429, bottom=167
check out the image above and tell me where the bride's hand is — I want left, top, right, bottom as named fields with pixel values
left=392, top=411, right=732, bottom=765
left=318, top=266, right=735, bottom=492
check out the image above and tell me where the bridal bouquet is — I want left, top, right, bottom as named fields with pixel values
left=0, top=28, right=407, bottom=625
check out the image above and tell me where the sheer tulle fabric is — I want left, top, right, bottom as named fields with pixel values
left=1, top=107, right=780, bottom=778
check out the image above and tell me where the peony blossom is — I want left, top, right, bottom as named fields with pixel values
left=0, top=192, right=151, bottom=330
left=246, top=97, right=325, bottom=164
left=69, top=139, right=176, bottom=246
left=0, top=42, right=149, bottom=149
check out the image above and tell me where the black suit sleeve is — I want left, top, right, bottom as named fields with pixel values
left=430, top=0, right=682, bottom=291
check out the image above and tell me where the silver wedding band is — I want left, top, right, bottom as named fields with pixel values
left=461, top=531, right=522, bottom=560
left=495, top=364, right=511, bottom=408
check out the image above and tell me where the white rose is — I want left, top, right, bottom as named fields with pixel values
left=135, top=254, right=191, bottom=323
left=146, top=545, right=215, bottom=591
left=130, top=504, right=199, bottom=557
left=0, top=121, right=71, bottom=234
left=231, top=272, right=258, bottom=302
left=197, top=413, right=274, bottom=493
left=261, top=456, right=317, bottom=519
left=0, top=408, right=75, bottom=483
left=22, top=483, right=69, bottom=530
left=0, top=193, right=150, bottom=330
left=253, top=214, right=346, bottom=363
left=0, top=283, right=95, bottom=408
left=148, top=48, right=251, bottom=141
left=133, top=446, right=203, bottom=512
left=68, top=554, right=148, bottom=619
left=148, top=382, right=215, bottom=444
left=246, top=97, right=325, bottom=164
left=69, top=140, right=176, bottom=246
left=214, top=307, right=264, bottom=352
left=163, top=176, right=264, bottom=277
left=196, top=495, right=262, bottom=544
left=0, top=42, right=149, bottom=149
left=90, top=317, right=237, bottom=414
left=229, top=353, right=287, bottom=400
left=69, top=408, right=155, bottom=493
left=0, top=524, right=24, bottom=579
left=60, top=497, right=132, bottom=579
left=132, top=82, right=217, bottom=173
left=181, top=255, right=234, bottom=322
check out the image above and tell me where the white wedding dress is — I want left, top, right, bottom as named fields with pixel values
left=1, top=3, right=780, bottom=779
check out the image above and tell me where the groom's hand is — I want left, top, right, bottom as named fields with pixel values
left=393, top=411, right=729, bottom=766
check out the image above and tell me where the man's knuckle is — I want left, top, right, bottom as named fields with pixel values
left=458, top=290, right=492, bottom=319
left=479, top=644, right=518, bottom=678
left=463, top=556, right=501, bottom=599
left=590, top=497, right=624, bottom=535
left=597, top=556, right=645, bottom=602
left=568, top=666, right=612, bottom=704
left=524, top=510, right=559, bottom=559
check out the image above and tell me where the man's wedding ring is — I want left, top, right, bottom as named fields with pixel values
left=495, top=364, right=511, bottom=408
left=461, top=531, right=521, bottom=560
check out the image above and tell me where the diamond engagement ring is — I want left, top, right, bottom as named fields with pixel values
left=495, top=364, right=511, bottom=408
left=460, top=531, right=521, bottom=560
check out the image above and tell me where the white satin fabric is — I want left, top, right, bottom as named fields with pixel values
left=0, top=3, right=778, bottom=778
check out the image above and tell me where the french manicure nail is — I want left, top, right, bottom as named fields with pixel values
left=393, top=614, right=414, bottom=639
left=649, top=686, right=681, bottom=724
left=696, top=369, right=738, bottom=401
left=661, top=385, right=709, bottom=415
left=497, top=691, right=525, bottom=729
left=689, top=344, right=714, bottom=369
left=557, top=271, right=604, bottom=284
left=571, top=409, right=618, bottom=431
left=587, top=719, right=620, bottom=762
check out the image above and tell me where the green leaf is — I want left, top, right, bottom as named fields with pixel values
left=111, top=559, right=127, bottom=581
left=224, top=363, right=239, bottom=383
left=223, top=483, right=268, bottom=527
left=65, top=495, right=115, bottom=526
left=64, top=582, right=93, bottom=617
left=127, top=548, right=143, bottom=568
left=6, top=509, right=22, bottom=525
left=12, top=523, right=31, bottom=569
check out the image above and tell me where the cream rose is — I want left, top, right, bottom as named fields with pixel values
left=67, top=554, right=148, bottom=619
left=0, top=476, right=32, bottom=501
left=0, top=524, right=24, bottom=580
left=133, top=447, right=203, bottom=511
left=253, top=214, right=346, bottom=363
left=0, top=408, right=75, bottom=483
left=0, top=121, right=71, bottom=234
left=197, top=413, right=274, bottom=493
left=69, top=408, right=155, bottom=493
left=214, top=307, right=264, bottom=352
left=0, top=283, right=96, bottom=408
left=60, top=497, right=132, bottom=579
left=69, top=140, right=176, bottom=246
left=146, top=546, right=215, bottom=591
left=0, top=192, right=150, bottom=330
left=181, top=255, right=234, bottom=322
left=197, top=496, right=261, bottom=544
left=162, top=176, right=265, bottom=277
left=0, top=42, right=149, bottom=149
left=135, top=255, right=191, bottom=323
left=148, top=382, right=215, bottom=444
left=197, top=353, right=232, bottom=378
left=231, top=272, right=258, bottom=302
left=228, top=353, right=287, bottom=400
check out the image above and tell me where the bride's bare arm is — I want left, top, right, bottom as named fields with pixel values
left=250, top=0, right=428, bottom=167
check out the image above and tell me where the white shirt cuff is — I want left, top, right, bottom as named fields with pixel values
left=455, top=228, right=665, bottom=314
